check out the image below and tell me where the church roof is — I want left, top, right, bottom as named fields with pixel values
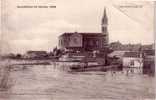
left=59, top=32, right=106, bottom=37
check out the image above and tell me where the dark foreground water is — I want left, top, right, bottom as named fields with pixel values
left=0, top=62, right=155, bottom=100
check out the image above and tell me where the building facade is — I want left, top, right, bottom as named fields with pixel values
left=122, top=52, right=143, bottom=74
left=58, top=8, right=109, bottom=52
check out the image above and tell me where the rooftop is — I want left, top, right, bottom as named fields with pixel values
left=59, top=32, right=106, bottom=37
left=108, top=50, right=127, bottom=58
left=123, top=52, right=140, bottom=58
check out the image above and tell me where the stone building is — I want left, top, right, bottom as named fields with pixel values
left=58, top=8, right=109, bottom=52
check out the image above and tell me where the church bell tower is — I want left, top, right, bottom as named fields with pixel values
left=101, top=8, right=109, bottom=44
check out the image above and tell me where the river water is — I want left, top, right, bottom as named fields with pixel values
left=0, top=61, right=155, bottom=100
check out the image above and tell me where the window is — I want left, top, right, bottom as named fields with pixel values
left=95, top=40, right=98, bottom=46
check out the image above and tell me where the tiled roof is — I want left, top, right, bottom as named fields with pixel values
left=108, top=51, right=127, bottom=58
left=123, top=52, right=140, bottom=58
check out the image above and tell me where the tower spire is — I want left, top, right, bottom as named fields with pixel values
left=101, top=7, right=109, bottom=44
left=101, top=7, right=108, bottom=33
left=103, top=7, right=107, bottom=21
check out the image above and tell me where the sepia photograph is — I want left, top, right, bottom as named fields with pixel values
left=0, top=0, right=155, bottom=100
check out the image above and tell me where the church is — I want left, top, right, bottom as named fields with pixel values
left=58, top=8, right=109, bottom=52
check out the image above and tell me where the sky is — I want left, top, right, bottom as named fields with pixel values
left=0, top=0, right=155, bottom=54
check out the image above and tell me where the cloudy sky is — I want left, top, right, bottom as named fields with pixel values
left=1, top=0, right=155, bottom=53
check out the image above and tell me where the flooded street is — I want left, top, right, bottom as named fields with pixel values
left=0, top=62, right=155, bottom=100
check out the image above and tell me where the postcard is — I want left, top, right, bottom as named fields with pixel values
left=0, top=0, right=155, bottom=100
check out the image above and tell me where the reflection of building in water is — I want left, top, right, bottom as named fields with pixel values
left=58, top=8, right=109, bottom=52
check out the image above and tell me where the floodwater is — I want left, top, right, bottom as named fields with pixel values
left=0, top=61, right=155, bottom=100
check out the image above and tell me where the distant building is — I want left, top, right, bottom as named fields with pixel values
left=143, top=55, right=155, bottom=76
left=25, top=51, right=48, bottom=58
left=142, top=49, right=155, bottom=76
left=142, top=44, right=155, bottom=50
left=58, top=8, right=109, bottom=52
left=109, top=42, right=142, bottom=51
left=110, top=42, right=155, bottom=52
left=109, top=41, right=122, bottom=51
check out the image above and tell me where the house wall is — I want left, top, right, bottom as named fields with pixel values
left=69, top=33, right=82, bottom=47
left=123, top=57, right=143, bottom=68
left=59, top=34, right=107, bottom=52
left=143, top=56, right=155, bottom=76
left=59, top=36, right=70, bottom=49
left=83, top=36, right=107, bottom=51
left=122, top=57, right=143, bottom=74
